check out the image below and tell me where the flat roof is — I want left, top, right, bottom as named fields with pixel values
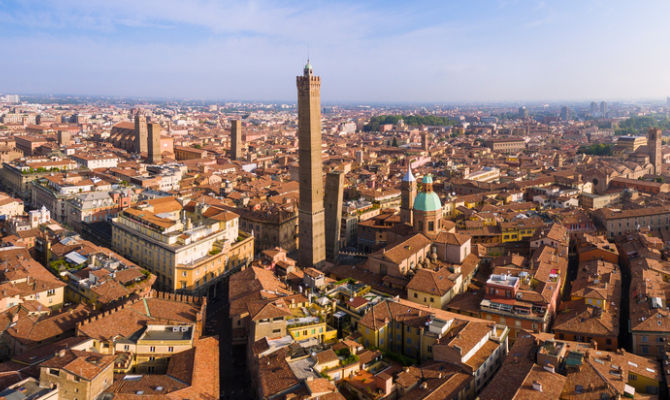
left=139, top=325, right=193, bottom=342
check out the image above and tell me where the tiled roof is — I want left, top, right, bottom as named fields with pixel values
left=77, top=295, right=203, bottom=341
left=40, top=349, right=114, bottom=381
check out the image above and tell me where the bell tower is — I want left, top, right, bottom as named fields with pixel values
left=400, top=162, right=416, bottom=225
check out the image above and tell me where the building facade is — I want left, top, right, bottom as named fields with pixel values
left=111, top=197, right=254, bottom=295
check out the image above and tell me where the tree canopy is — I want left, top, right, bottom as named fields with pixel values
left=363, top=115, right=456, bottom=132
left=577, top=143, right=614, bottom=156
left=615, top=115, right=670, bottom=136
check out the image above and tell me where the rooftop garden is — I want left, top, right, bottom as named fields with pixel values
left=49, top=258, right=84, bottom=273
left=336, top=348, right=360, bottom=367
left=21, top=167, right=61, bottom=174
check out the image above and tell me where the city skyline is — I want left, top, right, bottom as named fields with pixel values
left=3, top=1, right=670, bottom=103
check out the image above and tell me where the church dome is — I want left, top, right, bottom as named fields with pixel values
left=304, top=60, right=313, bottom=74
left=414, top=191, right=441, bottom=212
left=414, top=174, right=440, bottom=212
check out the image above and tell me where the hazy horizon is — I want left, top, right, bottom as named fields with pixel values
left=2, top=1, right=670, bottom=103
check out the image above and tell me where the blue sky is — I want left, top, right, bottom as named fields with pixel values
left=1, top=0, right=669, bottom=103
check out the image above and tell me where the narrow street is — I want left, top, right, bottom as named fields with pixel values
left=205, top=278, right=253, bottom=400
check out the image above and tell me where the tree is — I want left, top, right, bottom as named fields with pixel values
left=363, top=114, right=455, bottom=132
left=615, top=115, right=670, bottom=136
left=577, top=143, right=613, bottom=156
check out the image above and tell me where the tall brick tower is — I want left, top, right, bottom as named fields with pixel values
left=324, top=171, right=344, bottom=262
left=134, top=113, right=148, bottom=154
left=400, top=163, right=416, bottom=225
left=649, top=128, right=662, bottom=174
left=422, top=132, right=431, bottom=151
left=147, top=122, right=162, bottom=164
left=230, top=120, right=243, bottom=160
left=297, top=60, right=326, bottom=267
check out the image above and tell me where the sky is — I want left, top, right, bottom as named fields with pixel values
left=1, top=0, right=670, bottom=103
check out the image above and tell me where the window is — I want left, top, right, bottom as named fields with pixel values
left=168, top=346, right=174, bottom=352
left=150, top=346, right=156, bottom=352
left=414, top=292, right=418, bottom=298
left=628, top=373, right=637, bottom=381
left=49, top=368, right=59, bottom=376
left=430, top=297, right=434, bottom=303
left=124, top=345, right=130, bottom=351
left=47, top=289, right=55, bottom=296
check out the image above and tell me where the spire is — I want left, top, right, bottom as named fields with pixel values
left=403, top=163, right=415, bottom=182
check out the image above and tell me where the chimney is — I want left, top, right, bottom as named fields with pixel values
left=532, top=381, right=542, bottom=392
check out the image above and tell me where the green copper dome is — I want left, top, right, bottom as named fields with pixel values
left=414, top=191, right=441, bottom=212
left=304, top=60, right=313, bottom=74
left=422, top=175, right=433, bottom=184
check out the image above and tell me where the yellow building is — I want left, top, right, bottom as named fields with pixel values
left=407, top=267, right=464, bottom=309
left=499, top=217, right=543, bottom=243
left=358, top=299, right=509, bottom=392
left=111, top=197, right=254, bottom=295
left=117, top=324, right=195, bottom=374
left=288, top=319, right=337, bottom=342
left=285, top=298, right=337, bottom=343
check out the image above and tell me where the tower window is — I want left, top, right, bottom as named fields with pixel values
left=428, top=221, right=435, bottom=231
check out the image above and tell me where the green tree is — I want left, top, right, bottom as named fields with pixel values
left=363, top=114, right=455, bottom=132
left=577, top=143, right=614, bottom=156
left=615, top=115, right=670, bottom=136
